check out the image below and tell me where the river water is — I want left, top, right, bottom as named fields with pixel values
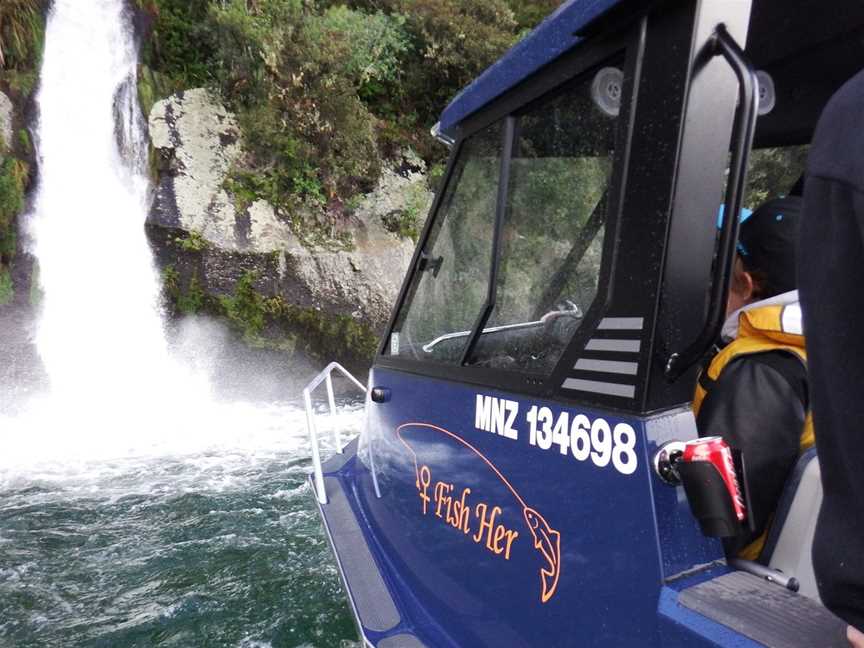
left=0, top=0, right=361, bottom=646
left=0, top=405, right=360, bottom=647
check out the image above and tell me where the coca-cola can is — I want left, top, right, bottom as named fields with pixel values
left=683, top=436, right=746, bottom=521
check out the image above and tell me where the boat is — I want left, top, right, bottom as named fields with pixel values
left=303, top=1, right=864, bottom=645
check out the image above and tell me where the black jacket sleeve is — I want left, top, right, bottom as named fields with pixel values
left=801, top=68, right=864, bottom=631
left=696, top=351, right=807, bottom=555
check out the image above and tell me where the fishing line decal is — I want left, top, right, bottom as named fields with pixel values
left=397, top=422, right=561, bottom=604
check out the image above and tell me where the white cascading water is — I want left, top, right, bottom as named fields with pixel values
left=0, top=0, right=361, bottom=478
left=1, top=0, right=212, bottom=461
left=1, top=0, right=298, bottom=468
left=31, top=0, right=203, bottom=409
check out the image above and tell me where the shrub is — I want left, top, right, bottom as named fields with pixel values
left=0, top=225, right=16, bottom=259
left=232, top=101, right=323, bottom=204
left=0, top=0, right=43, bottom=72
left=16, top=128, right=30, bottom=155
left=140, top=0, right=216, bottom=91
left=308, top=7, right=411, bottom=105
left=173, top=229, right=208, bottom=252
left=380, top=180, right=429, bottom=241
left=0, top=266, right=12, bottom=305
left=207, top=0, right=299, bottom=106
left=745, top=146, right=809, bottom=207
left=220, top=270, right=266, bottom=344
left=163, top=265, right=206, bottom=315
left=506, top=0, right=563, bottom=32
left=394, top=0, right=519, bottom=129
left=0, top=157, right=28, bottom=231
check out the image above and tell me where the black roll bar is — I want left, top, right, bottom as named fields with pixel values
left=665, top=24, right=759, bottom=381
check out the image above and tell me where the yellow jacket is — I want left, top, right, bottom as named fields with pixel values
left=693, top=298, right=813, bottom=559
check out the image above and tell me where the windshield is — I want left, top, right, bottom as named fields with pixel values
left=388, top=64, right=620, bottom=376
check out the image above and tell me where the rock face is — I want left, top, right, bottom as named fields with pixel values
left=149, top=88, right=246, bottom=249
left=281, top=167, right=424, bottom=329
left=0, top=91, right=12, bottom=151
left=147, top=88, right=428, bottom=336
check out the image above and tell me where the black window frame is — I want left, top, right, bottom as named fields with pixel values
left=375, top=23, right=642, bottom=401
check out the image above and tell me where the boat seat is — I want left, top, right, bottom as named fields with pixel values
left=760, top=448, right=823, bottom=601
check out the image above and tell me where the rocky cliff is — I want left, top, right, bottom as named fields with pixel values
left=146, top=88, right=430, bottom=366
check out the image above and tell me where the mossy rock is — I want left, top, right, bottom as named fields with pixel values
left=162, top=268, right=378, bottom=368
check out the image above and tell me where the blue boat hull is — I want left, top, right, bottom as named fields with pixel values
left=312, top=367, right=779, bottom=647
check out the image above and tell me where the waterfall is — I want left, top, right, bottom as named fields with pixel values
left=5, top=0, right=212, bottom=459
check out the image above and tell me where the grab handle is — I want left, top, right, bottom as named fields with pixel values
left=665, top=25, right=759, bottom=381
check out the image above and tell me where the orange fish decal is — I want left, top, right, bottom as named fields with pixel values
left=397, top=422, right=562, bottom=603
left=523, top=508, right=561, bottom=603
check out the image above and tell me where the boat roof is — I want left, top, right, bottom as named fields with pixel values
left=437, top=0, right=635, bottom=137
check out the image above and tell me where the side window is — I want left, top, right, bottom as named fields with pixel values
left=745, top=145, right=808, bottom=207
left=467, top=72, right=618, bottom=374
left=388, top=122, right=503, bottom=362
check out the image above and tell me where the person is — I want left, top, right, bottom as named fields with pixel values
left=693, top=196, right=811, bottom=559
left=799, top=68, right=864, bottom=648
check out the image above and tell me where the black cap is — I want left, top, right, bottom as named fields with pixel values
left=738, top=195, right=802, bottom=299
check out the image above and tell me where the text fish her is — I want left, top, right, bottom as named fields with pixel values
left=418, top=465, right=520, bottom=560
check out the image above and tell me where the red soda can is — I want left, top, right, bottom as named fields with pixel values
left=683, top=436, right=746, bottom=521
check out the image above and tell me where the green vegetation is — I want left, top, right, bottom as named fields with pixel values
left=173, top=229, right=208, bottom=252
left=0, top=0, right=45, bottom=105
left=0, top=157, right=29, bottom=299
left=380, top=180, right=429, bottom=241
left=0, top=1, right=43, bottom=307
left=0, top=224, right=16, bottom=259
left=138, top=0, right=556, bottom=221
left=745, top=146, right=809, bottom=208
left=0, top=157, right=27, bottom=222
left=164, top=267, right=377, bottom=364
left=163, top=265, right=209, bottom=315
left=220, top=271, right=267, bottom=344
left=0, top=266, right=12, bottom=305
left=16, top=128, right=30, bottom=155
left=269, top=299, right=380, bottom=362
left=0, top=0, right=43, bottom=74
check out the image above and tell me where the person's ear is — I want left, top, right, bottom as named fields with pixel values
left=727, top=257, right=756, bottom=316
left=740, top=269, right=755, bottom=302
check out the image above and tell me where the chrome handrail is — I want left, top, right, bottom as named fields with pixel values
left=303, top=362, right=367, bottom=504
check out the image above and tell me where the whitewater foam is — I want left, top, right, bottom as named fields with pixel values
left=0, top=0, right=311, bottom=470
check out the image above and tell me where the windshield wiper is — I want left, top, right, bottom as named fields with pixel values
left=422, top=304, right=583, bottom=353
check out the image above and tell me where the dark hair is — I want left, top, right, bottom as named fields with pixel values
left=732, top=255, right=769, bottom=301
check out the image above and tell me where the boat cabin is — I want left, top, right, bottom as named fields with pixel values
left=304, top=0, right=864, bottom=645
